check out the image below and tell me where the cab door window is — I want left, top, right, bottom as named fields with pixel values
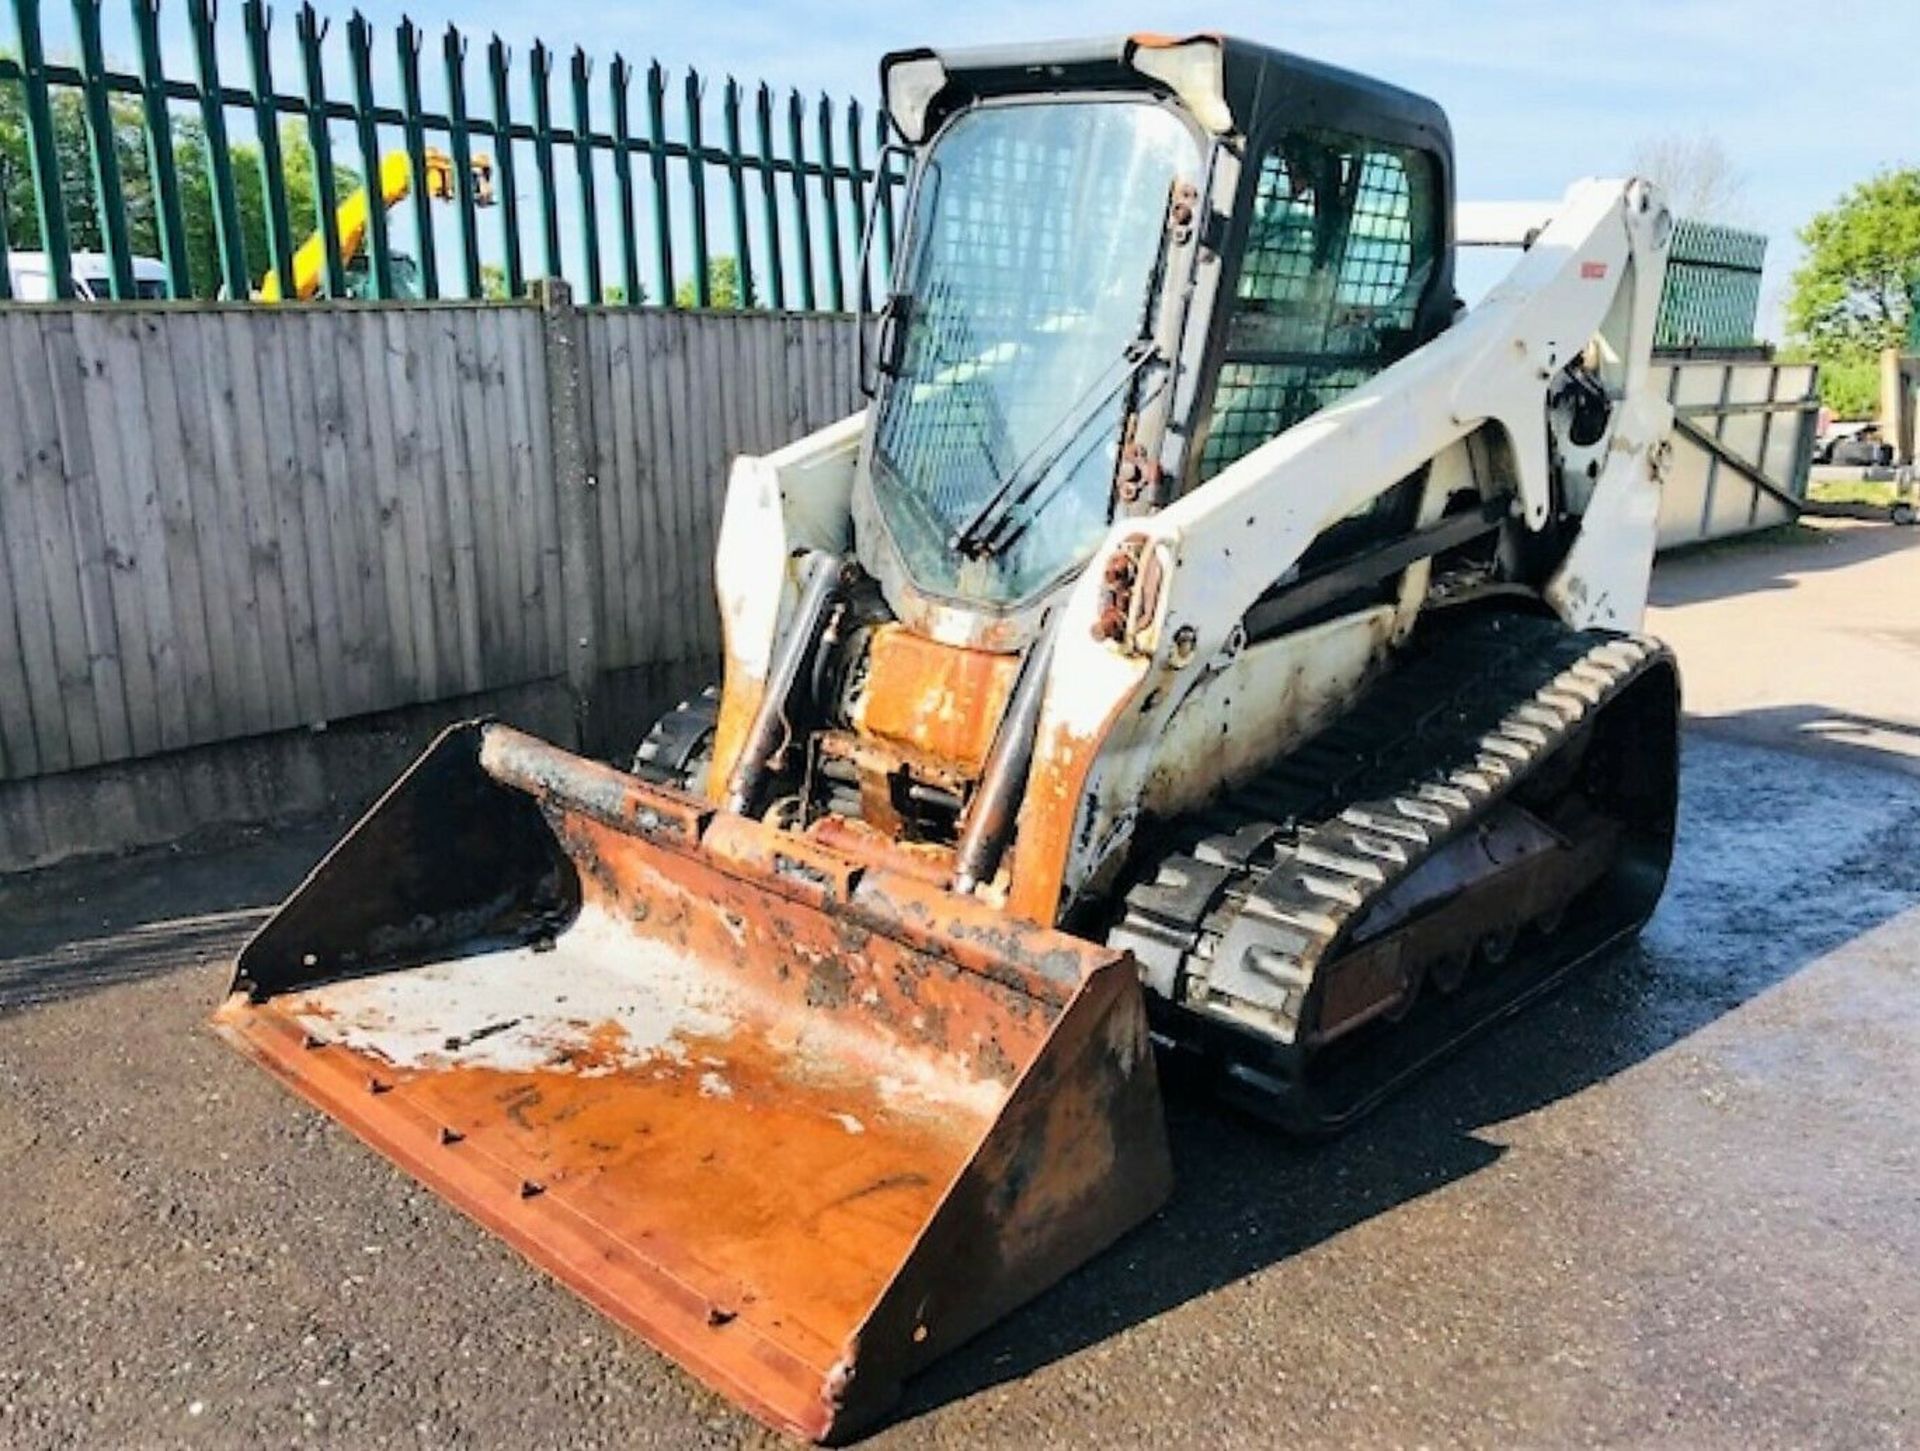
left=1199, top=130, right=1443, bottom=480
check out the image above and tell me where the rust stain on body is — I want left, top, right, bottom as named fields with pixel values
left=851, top=625, right=1021, bottom=777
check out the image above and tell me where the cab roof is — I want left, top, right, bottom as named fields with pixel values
left=880, top=33, right=1451, bottom=155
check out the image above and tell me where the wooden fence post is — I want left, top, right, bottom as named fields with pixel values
left=535, top=278, right=605, bottom=751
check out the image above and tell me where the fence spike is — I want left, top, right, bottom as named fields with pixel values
left=644, top=59, right=675, bottom=306
left=242, top=0, right=298, bottom=301
left=345, top=9, right=394, bottom=298
left=570, top=47, right=603, bottom=303
left=722, top=74, right=756, bottom=309
left=815, top=90, right=846, bottom=311
left=527, top=41, right=564, bottom=284
left=396, top=12, right=440, bottom=297
left=754, top=80, right=785, bottom=309
left=443, top=22, right=484, bottom=298
left=609, top=54, right=642, bottom=306
left=73, top=0, right=136, bottom=297
left=685, top=66, right=711, bottom=307
left=846, top=96, right=871, bottom=310
left=132, top=0, right=196, bottom=296
left=292, top=0, right=345, bottom=296
left=5, top=3, right=890, bottom=316
left=486, top=34, right=524, bottom=297
left=189, top=0, right=252, bottom=298
left=13, top=0, right=74, bottom=296
left=786, top=87, right=816, bottom=311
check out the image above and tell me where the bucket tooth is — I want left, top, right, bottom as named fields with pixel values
left=214, top=721, right=1171, bottom=1442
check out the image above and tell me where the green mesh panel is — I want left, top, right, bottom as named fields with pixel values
left=1655, top=218, right=1766, bottom=350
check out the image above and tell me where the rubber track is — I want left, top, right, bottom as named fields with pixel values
left=1110, top=612, right=1672, bottom=1057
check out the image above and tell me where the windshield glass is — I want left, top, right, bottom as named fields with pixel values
left=870, top=100, right=1194, bottom=605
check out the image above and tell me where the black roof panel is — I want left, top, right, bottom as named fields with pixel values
left=882, top=33, right=1450, bottom=152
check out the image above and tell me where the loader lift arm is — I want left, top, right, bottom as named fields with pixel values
left=1026, top=173, right=1676, bottom=919
left=257, top=146, right=495, bottom=301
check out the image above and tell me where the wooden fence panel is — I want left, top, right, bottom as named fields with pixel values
left=40, top=310, right=138, bottom=762
left=577, top=308, right=859, bottom=677
left=0, top=320, right=73, bottom=775
left=0, top=303, right=560, bottom=782
left=1, top=301, right=857, bottom=787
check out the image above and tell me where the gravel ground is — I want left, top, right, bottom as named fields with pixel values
left=3, top=520, right=1918, bottom=1449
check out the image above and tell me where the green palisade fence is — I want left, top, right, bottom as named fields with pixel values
left=1656, top=218, right=1768, bottom=352
left=0, top=0, right=894, bottom=306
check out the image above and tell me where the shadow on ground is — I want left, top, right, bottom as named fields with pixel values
left=1687, top=704, right=1920, bottom=779
left=1650, top=520, right=1915, bottom=607
left=0, top=824, right=334, bottom=1013
left=895, top=732, right=1920, bottom=1425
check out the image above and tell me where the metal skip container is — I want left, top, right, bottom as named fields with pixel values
left=214, top=721, right=1172, bottom=1441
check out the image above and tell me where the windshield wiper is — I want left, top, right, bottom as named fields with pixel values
left=949, top=338, right=1162, bottom=560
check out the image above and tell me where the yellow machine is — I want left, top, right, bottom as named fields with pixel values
left=258, top=147, right=494, bottom=301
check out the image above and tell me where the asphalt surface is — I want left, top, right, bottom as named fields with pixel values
left=3, top=520, right=1918, bottom=1449
left=1649, top=519, right=1920, bottom=777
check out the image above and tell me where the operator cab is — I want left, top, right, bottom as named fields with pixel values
left=855, top=34, right=1456, bottom=645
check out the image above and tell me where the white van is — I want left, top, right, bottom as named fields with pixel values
left=6, top=251, right=173, bottom=301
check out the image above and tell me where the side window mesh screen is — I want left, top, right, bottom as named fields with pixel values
left=1198, top=131, right=1437, bottom=481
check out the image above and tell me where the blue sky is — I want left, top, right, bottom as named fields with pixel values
left=22, top=0, right=1920, bottom=331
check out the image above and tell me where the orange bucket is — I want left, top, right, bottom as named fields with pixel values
left=215, top=722, right=1170, bottom=1441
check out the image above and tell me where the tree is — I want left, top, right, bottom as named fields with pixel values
left=1804, top=355, right=1880, bottom=418
left=172, top=120, right=359, bottom=296
left=1787, top=168, right=1920, bottom=362
left=674, top=255, right=751, bottom=309
left=1629, top=132, right=1750, bottom=225
left=3, top=57, right=357, bottom=297
left=0, top=82, right=148, bottom=255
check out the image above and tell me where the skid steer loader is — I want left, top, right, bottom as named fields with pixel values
left=216, top=34, right=1680, bottom=1442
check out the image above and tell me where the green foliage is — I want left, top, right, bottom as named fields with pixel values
left=1778, top=345, right=1881, bottom=420
left=1, top=89, right=142, bottom=252
left=2, top=60, right=357, bottom=297
left=673, top=255, right=750, bottom=309
left=1786, top=168, right=1920, bottom=363
left=1807, top=477, right=1899, bottom=507
left=1816, top=356, right=1881, bottom=419
left=160, top=119, right=359, bottom=296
